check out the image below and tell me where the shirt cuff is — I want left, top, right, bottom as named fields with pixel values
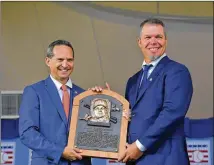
left=136, top=140, right=147, bottom=152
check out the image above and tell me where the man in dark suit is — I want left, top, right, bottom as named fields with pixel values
left=117, top=18, right=193, bottom=165
left=19, top=40, right=91, bottom=165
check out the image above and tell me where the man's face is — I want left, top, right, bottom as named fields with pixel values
left=45, top=45, right=74, bottom=84
left=138, top=24, right=167, bottom=62
left=94, top=105, right=106, bottom=118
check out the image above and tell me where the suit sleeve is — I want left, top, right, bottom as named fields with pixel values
left=19, top=86, right=64, bottom=164
left=138, top=66, right=193, bottom=150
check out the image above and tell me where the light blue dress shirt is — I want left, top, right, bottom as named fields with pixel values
left=50, top=75, right=72, bottom=101
left=136, top=53, right=167, bottom=152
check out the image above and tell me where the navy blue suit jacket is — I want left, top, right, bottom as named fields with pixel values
left=19, top=76, right=91, bottom=165
left=125, top=56, right=193, bottom=165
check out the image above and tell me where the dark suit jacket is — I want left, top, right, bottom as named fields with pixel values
left=19, top=76, right=91, bottom=165
left=125, top=56, right=193, bottom=165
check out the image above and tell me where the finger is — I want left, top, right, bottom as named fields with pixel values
left=127, top=109, right=131, bottom=115
left=99, top=86, right=103, bottom=92
left=122, top=111, right=129, bottom=120
left=70, top=156, right=77, bottom=161
left=73, top=148, right=82, bottom=153
left=128, top=110, right=132, bottom=121
left=98, top=86, right=103, bottom=91
left=118, top=151, right=126, bottom=162
left=91, top=87, right=95, bottom=91
left=105, top=82, right=111, bottom=90
left=71, top=149, right=83, bottom=160
left=87, top=88, right=91, bottom=90
left=95, top=86, right=102, bottom=92
left=71, top=151, right=82, bottom=160
left=122, top=155, right=130, bottom=163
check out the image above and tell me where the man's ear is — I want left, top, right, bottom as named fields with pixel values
left=45, top=57, right=50, bottom=67
left=137, top=37, right=141, bottom=48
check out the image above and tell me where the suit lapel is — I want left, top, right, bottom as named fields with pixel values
left=126, top=71, right=141, bottom=108
left=134, top=71, right=143, bottom=103
left=67, top=85, right=81, bottom=132
left=133, top=56, right=170, bottom=108
left=45, top=77, right=68, bottom=129
left=69, top=85, right=80, bottom=112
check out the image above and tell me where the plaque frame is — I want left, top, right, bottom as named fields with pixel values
left=68, top=89, right=129, bottom=159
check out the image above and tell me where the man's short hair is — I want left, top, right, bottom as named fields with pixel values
left=140, top=18, right=165, bottom=28
left=140, top=18, right=167, bottom=38
left=47, top=39, right=74, bottom=58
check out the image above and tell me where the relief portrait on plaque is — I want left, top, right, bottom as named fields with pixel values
left=79, top=98, right=119, bottom=127
left=79, top=98, right=111, bottom=127
left=89, top=98, right=110, bottom=124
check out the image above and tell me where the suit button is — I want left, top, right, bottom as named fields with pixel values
left=47, top=157, right=54, bottom=161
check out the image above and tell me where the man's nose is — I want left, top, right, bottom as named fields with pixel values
left=62, top=60, right=68, bottom=67
left=150, top=37, right=157, bottom=44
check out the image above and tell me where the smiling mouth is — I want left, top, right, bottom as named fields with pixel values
left=61, top=69, right=68, bottom=72
left=58, top=67, right=70, bottom=72
left=59, top=69, right=70, bottom=75
left=149, top=47, right=159, bottom=51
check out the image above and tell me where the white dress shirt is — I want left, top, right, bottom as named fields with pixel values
left=50, top=75, right=73, bottom=101
left=136, top=53, right=167, bottom=152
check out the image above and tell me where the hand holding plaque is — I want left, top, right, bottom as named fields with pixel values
left=68, top=88, right=129, bottom=159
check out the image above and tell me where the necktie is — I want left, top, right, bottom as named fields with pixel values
left=137, top=64, right=153, bottom=97
left=61, top=85, right=70, bottom=119
left=140, top=64, right=153, bottom=88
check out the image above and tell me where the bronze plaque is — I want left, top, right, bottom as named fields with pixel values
left=68, top=89, right=129, bottom=159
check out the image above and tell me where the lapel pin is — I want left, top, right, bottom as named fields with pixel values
left=149, top=78, right=152, bottom=81
left=75, top=91, right=78, bottom=94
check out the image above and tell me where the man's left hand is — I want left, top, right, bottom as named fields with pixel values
left=118, top=142, right=143, bottom=163
left=89, top=82, right=111, bottom=92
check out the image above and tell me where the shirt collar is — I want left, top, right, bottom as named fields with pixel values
left=50, top=75, right=73, bottom=90
left=142, top=53, right=166, bottom=68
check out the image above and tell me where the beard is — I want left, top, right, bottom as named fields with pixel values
left=147, top=54, right=162, bottom=62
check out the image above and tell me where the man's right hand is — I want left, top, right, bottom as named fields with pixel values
left=90, top=82, right=111, bottom=92
left=62, top=146, right=82, bottom=161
